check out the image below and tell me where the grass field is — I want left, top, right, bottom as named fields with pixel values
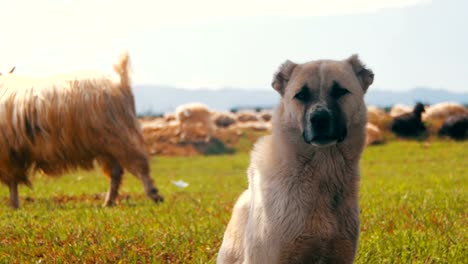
left=0, top=140, right=466, bottom=263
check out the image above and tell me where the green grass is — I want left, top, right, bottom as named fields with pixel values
left=0, top=140, right=466, bottom=263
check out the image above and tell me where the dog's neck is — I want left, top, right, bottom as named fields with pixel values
left=260, top=122, right=364, bottom=204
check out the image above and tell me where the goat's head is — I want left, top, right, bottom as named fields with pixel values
left=0, top=66, right=15, bottom=76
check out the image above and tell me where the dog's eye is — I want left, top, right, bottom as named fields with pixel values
left=331, top=82, right=349, bottom=99
left=294, top=86, right=310, bottom=102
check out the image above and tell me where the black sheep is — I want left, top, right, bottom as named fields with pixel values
left=438, top=115, right=468, bottom=140
left=391, top=102, right=426, bottom=137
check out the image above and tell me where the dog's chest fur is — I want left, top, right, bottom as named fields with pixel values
left=246, top=136, right=360, bottom=263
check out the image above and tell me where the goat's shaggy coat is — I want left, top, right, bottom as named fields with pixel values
left=218, top=55, right=374, bottom=264
left=0, top=52, right=163, bottom=208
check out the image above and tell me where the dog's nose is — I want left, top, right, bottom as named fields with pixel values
left=310, top=109, right=331, bottom=132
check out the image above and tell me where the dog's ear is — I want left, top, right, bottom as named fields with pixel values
left=272, top=60, right=297, bottom=96
left=346, top=54, right=374, bottom=93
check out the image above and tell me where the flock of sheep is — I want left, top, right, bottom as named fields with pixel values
left=140, top=103, right=273, bottom=155
left=140, top=100, right=467, bottom=154
left=367, top=101, right=468, bottom=144
left=0, top=52, right=467, bottom=208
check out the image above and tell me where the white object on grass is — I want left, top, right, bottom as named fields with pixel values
left=172, top=180, right=189, bottom=188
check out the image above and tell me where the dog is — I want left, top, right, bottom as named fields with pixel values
left=217, top=55, right=374, bottom=264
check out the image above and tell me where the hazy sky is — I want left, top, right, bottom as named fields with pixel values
left=1, top=0, right=467, bottom=92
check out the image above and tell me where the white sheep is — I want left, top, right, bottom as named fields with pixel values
left=259, top=109, right=273, bottom=122
left=236, top=110, right=259, bottom=122
left=366, top=123, right=384, bottom=145
left=423, top=102, right=468, bottom=122
left=367, top=105, right=391, bottom=129
left=389, top=104, right=413, bottom=117
left=212, top=111, right=237, bottom=128
left=175, top=103, right=213, bottom=142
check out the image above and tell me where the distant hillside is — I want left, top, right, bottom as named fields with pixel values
left=365, top=88, right=468, bottom=107
left=134, top=85, right=468, bottom=114
left=134, top=85, right=279, bottom=114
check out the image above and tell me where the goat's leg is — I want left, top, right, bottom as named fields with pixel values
left=101, top=159, right=124, bottom=207
left=140, top=172, right=164, bottom=203
left=8, top=182, right=19, bottom=209
left=122, top=151, right=163, bottom=203
left=137, top=161, right=164, bottom=203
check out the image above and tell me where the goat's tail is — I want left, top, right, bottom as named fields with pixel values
left=113, top=51, right=131, bottom=93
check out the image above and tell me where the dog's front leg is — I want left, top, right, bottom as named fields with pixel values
left=217, top=191, right=251, bottom=264
left=244, top=215, right=282, bottom=264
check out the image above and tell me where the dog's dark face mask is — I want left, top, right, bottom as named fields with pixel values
left=271, top=55, right=374, bottom=147
left=296, top=82, right=348, bottom=146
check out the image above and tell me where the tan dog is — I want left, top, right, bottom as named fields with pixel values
left=217, top=55, right=374, bottom=264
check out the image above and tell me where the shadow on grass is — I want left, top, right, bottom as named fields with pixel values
left=393, top=131, right=430, bottom=142
left=193, top=138, right=236, bottom=155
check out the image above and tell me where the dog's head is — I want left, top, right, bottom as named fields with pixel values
left=272, top=55, right=374, bottom=147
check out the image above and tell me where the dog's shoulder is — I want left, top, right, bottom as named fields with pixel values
left=247, top=135, right=276, bottom=185
left=250, top=135, right=273, bottom=162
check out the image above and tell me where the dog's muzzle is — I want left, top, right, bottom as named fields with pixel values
left=303, top=109, right=347, bottom=146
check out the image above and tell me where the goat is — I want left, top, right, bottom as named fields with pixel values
left=0, top=53, right=163, bottom=208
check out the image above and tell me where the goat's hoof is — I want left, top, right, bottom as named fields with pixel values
left=9, top=201, right=19, bottom=209
left=151, top=194, right=164, bottom=203
left=103, top=200, right=115, bottom=207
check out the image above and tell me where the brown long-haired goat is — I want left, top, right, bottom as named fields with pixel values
left=0, top=52, right=163, bottom=208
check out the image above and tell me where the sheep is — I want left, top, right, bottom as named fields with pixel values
left=141, top=119, right=185, bottom=155
left=366, top=123, right=384, bottom=145
left=390, top=104, right=412, bottom=117
left=438, top=115, right=468, bottom=140
left=236, top=121, right=271, bottom=131
left=175, top=103, right=213, bottom=142
left=367, top=105, right=392, bottom=130
left=391, top=102, right=426, bottom=137
left=236, top=110, right=259, bottom=122
left=164, top=113, right=176, bottom=122
left=0, top=52, right=163, bottom=208
left=423, top=102, right=467, bottom=122
left=259, top=109, right=273, bottom=122
left=212, top=111, right=237, bottom=128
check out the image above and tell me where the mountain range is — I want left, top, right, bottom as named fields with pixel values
left=134, top=85, right=468, bottom=115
